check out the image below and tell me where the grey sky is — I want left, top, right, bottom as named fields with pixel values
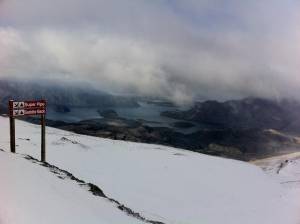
left=0, top=0, right=299, bottom=103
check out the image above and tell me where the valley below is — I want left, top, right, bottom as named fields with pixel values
left=2, top=80, right=300, bottom=161
left=22, top=98, right=300, bottom=161
left=1, top=81, right=300, bottom=223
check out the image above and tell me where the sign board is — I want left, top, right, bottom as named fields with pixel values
left=10, top=100, right=46, bottom=117
left=8, top=99, right=47, bottom=162
left=13, top=100, right=46, bottom=109
left=12, top=109, right=46, bottom=117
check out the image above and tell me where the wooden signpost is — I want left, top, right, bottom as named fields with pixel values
left=9, top=100, right=47, bottom=162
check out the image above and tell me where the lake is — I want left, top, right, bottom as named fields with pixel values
left=47, top=101, right=201, bottom=134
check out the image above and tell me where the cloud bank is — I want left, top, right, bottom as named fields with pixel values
left=0, top=0, right=300, bottom=103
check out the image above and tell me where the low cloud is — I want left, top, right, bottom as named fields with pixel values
left=0, top=1, right=300, bottom=103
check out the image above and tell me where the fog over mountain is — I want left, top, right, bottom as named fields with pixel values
left=0, top=0, right=300, bottom=103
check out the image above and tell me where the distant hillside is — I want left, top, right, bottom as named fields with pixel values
left=0, top=79, right=138, bottom=114
left=162, top=97, right=300, bottom=133
left=158, top=98, right=300, bottom=158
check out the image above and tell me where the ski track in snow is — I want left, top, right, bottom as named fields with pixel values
left=0, top=116, right=300, bottom=224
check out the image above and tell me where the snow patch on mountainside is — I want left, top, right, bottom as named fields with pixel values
left=0, top=116, right=299, bottom=224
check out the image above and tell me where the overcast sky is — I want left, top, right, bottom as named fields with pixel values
left=0, top=0, right=300, bottom=103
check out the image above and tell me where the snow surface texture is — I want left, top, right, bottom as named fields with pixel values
left=0, top=151, right=144, bottom=224
left=0, top=116, right=299, bottom=224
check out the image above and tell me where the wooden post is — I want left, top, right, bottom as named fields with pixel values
left=8, top=99, right=46, bottom=161
left=41, top=114, right=46, bottom=162
left=9, top=100, right=16, bottom=153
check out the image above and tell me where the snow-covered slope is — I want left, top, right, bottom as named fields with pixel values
left=0, top=151, right=144, bottom=224
left=252, top=152, right=300, bottom=216
left=252, top=152, right=300, bottom=184
left=0, top=116, right=299, bottom=224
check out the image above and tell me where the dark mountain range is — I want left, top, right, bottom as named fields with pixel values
left=156, top=98, right=300, bottom=159
left=0, top=79, right=138, bottom=114
left=162, top=98, right=300, bottom=133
